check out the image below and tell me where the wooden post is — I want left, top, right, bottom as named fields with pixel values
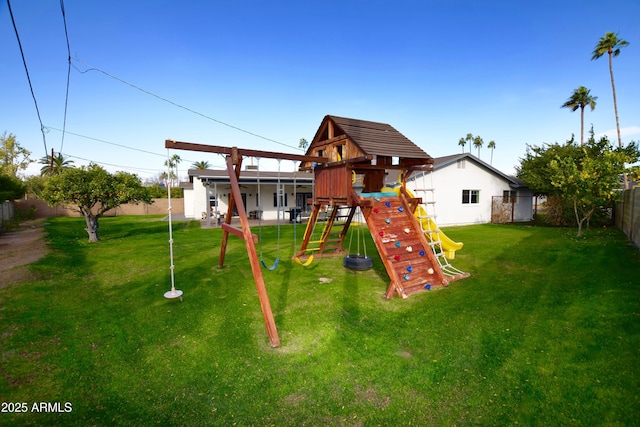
left=219, top=153, right=242, bottom=268
left=225, top=156, right=280, bottom=347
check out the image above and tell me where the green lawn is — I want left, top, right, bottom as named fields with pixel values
left=1, top=216, right=639, bottom=426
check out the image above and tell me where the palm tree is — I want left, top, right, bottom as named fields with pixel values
left=473, top=136, right=484, bottom=158
left=487, top=140, right=496, bottom=165
left=192, top=160, right=210, bottom=170
left=39, top=152, right=74, bottom=176
left=592, top=32, right=629, bottom=187
left=164, top=154, right=182, bottom=186
left=465, top=133, right=474, bottom=153
left=561, top=86, right=598, bottom=145
left=458, top=137, right=466, bottom=153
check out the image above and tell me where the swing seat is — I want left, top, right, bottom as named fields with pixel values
left=261, top=257, right=280, bottom=271
left=343, top=254, right=373, bottom=271
left=293, top=255, right=314, bottom=267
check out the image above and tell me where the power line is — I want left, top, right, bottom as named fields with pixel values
left=46, top=126, right=168, bottom=158
left=58, top=0, right=72, bottom=153
left=6, top=0, right=48, bottom=156
left=62, top=152, right=163, bottom=175
left=46, top=126, right=226, bottom=170
left=71, top=57, right=302, bottom=152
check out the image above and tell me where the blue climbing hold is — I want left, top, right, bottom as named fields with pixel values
left=395, top=241, right=401, bottom=247
left=425, top=284, right=431, bottom=290
left=419, top=250, right=425, bottom=256
left=407, top=265, right=413, bottom=272
left=398, top=206, right=404, bottom=212
left=385, top=201, right=391, bottom=207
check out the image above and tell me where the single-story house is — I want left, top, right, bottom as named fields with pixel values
left=182, top=153, right=533, bottom=227
left=397, top=153, right=534, bottom=226
left=182, top=166, right=314, bottom=222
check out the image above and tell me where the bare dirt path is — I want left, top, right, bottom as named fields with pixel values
left=0, top=221, right=49, bottom=288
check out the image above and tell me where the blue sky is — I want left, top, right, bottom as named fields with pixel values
left=2, top=0, right=639, bottom=179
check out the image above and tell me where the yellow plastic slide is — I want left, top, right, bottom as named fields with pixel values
left=383, top=187, right=463, bottom=259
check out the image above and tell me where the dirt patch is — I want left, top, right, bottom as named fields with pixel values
left=0, top=221, right=49, bottom=288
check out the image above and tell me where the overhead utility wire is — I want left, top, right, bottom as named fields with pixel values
left=58, top=0, right=72, bottom=153
left=62, top=153, right=161, bottom=174
left=6, top=0, right=48, bottom=156
left=71, top=57, right=302, bottom=152
left=46, top=126, right=226, bottom=170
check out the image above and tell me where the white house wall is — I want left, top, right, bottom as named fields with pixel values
left=185, top=176, right=309, bottom=221
left=406, top=159, right=528, bottom=226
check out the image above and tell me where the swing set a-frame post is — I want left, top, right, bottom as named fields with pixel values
left=165, top=139, right=328, bottom=347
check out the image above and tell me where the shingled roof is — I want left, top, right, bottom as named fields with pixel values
left=311, top=115, right=431, bottom=160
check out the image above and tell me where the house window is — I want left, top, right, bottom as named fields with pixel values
left=462, top=189, right=479, bottom=204
left=502, top=190, right=517, bottom=204
left=273, top=192, right=288, bottom=208
left=457, top=159, right=466, bottom=169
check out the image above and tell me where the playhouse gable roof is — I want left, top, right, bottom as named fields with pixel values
left=308, top=115, right=431, bottom=160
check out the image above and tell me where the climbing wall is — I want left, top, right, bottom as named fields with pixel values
left=363, top=194, right=449, bottom=299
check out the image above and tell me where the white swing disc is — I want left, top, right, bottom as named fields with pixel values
left=164, top=289, right=183, bottom=299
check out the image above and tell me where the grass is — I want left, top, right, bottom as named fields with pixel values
left=1, top=216, right=639, bottom=426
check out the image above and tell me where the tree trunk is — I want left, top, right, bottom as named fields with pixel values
left=609, top=51, right=629, bottom=189
left=574, top=200, right=595, bottom=238
left=83, top=213, right=100, bottom=242
left=580, top=105, right=585, bottom=145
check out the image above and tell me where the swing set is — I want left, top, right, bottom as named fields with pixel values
left=164, top=139, right=328, bottom=347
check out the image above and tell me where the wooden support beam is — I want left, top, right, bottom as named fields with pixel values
left=219, top=157, right=243, bottom=268
left=165, top=139, right=329, bottom=163
left=221, top=223, right=258, bottom=243
left=224, top=155, right=280, bottom=347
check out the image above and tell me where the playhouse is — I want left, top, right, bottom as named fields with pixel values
left=295, top=115, right=468, bottom=299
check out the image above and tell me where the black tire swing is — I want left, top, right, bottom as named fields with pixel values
left=344, top=204, right=373, bottom=271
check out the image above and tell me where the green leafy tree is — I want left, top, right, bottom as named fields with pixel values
left=592, top=32, right=630, bottom=187
left=41, top=164, right=153, bottom=242
left=39, top=152, right=75, bottom=176
left=299, top=138, right=309, bottom=150
left=517, top=133, right=638, bottom=236
left=0, top=132, right=33, bottom=177
left=0, top=173, right=26, bottom=201
left=561, top=86, right=597, bottom=145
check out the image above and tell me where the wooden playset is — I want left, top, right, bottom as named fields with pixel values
left=295, top=115, right=469, bottom=298
left=164, top=115, right=469, bottom=347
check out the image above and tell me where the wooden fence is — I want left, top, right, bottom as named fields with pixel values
left=616, top=186, right=640, bottom=248
left=14, top=198, right=184, bottom=219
